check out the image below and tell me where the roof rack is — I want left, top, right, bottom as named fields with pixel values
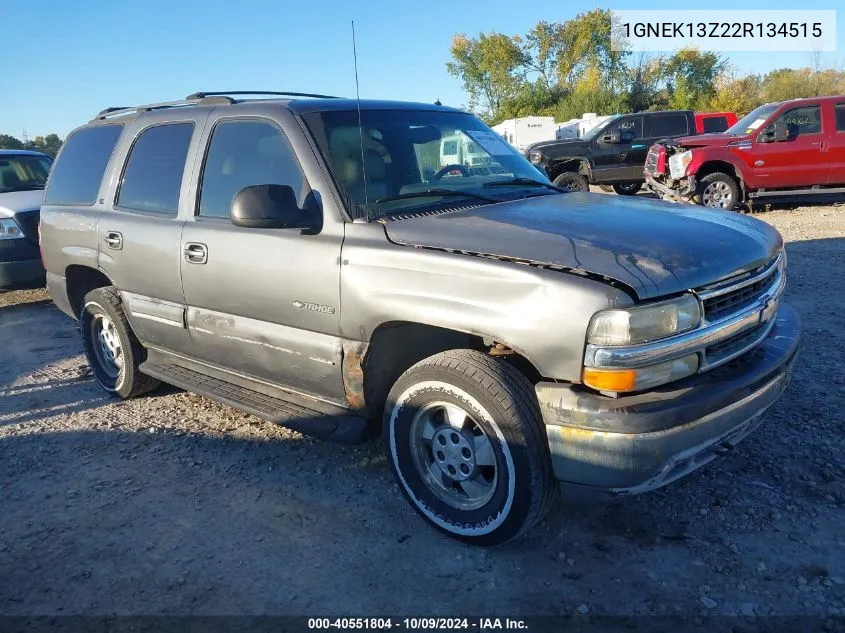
left=94, top=95, right=234, bottom=120
left=93, top=91, right=340, bottom=121
left=186, top=91, right=341, bottom=100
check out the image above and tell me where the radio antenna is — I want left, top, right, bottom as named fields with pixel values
left=352, top=20, right=369, bottom=216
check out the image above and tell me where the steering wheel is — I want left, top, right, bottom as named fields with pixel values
left=432, top=164, right=470, bottom=181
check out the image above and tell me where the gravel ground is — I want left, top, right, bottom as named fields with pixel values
left=1, top=203, right=844, bottom=619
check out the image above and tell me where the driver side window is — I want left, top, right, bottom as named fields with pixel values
left=605, top=117, right=643, bottom=143
left=770, top=106, right=822, bottom=136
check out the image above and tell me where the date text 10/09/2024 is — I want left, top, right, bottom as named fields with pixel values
left=621, top=22, right=823, bottom=39
left=308, top=618, right=529, bottom=630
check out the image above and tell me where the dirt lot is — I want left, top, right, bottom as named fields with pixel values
left=1, top=203, right=844, bottom=619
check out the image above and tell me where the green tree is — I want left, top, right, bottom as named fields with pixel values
left=666, top=48, right=726, bottom=110
left=0, top=134, right=25, bottom=150
left=711, top=72, right=762, bottom=116
left=447, top=32, right=527, bottom=121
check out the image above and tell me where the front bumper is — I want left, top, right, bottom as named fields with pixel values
left=535, top=303, right=800, bottom=499
left=644, top=174, right=696, bottom=202
left=0, top=238, right=44, bottom=290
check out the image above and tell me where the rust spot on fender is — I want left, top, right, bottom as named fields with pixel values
left=342, top=341, right=368, bottom=411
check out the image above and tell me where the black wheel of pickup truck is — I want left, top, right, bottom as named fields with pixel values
left=80, top=287, right=159, bottom=399
left=553, top=172, right=589, bottom=192
left=697, top=172, right=740, bottom=210
left=612, top=182, right=642, bottom=196
left=384, top=349, right=556, bottom=546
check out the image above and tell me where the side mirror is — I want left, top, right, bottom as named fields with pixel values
left=761, top=121, right=791, bottom=143
left=601, top=130, right=621, bottom=144
left=230, top=184, right=316, bottom=230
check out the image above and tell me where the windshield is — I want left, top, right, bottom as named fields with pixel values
left=725, top=103, right=780, bottom=136
left=0, top=154, right=53, bottom=193
left=302, top=109, right=554, bottom=218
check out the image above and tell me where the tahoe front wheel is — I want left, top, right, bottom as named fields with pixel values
left=384, top=349, right=556, bottom=546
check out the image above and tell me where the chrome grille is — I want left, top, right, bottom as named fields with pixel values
left=705, top=322, right=767, bottom=363
left=700, top=256, right=781, bottom=323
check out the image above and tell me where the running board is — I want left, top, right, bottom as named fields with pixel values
left=749, top=185, right=845, bottom=198
left=139, top=357, right=373, bottom=444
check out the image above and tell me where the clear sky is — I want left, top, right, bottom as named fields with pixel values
left=3, top=0, right=843, bottom=138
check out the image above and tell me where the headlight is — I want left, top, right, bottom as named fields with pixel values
left=587, top=294, right=701, bottom=346
left=527, top=150, right=542, bottom=164
left=583, top=353, right=699, bottom=393
left=668, top=150, right=693, bottom=179
left=0, top=218, right=24, bottom=240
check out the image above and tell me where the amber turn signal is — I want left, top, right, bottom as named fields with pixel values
left=582, top=367, right=637, bottom=392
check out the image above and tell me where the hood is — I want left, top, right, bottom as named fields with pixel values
left=0, top=190, right=44, bottom=218
left=528, top=138, right=590, bottom=154
left=675, top=133, right=738, bottom=149
left=383, top=193, right=782, bottom=300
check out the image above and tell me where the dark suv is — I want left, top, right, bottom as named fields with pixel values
left=40, top=91, right=799, bottom=545
left=526, top=110, right=696, bottom=195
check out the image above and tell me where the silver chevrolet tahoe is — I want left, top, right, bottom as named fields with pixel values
left=40, top=91, right=800, bottom=546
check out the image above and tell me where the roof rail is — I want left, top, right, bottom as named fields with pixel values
left=93, top=95, right=235, bottom=120
left=186, top=91, right=341, bottom=100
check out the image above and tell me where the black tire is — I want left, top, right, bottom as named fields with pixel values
left=80, top=287, right=159, bottom=399
left=612, top=182, right=642, bottom=196
left=552, top=172, right=589, bottom=192
left=697, top=172, right=740, bottom=210
left=384, top=349, right=556, bottom=546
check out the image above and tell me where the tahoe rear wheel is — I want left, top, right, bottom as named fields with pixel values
left=612, top=182, right=642, bottom=196
left=80, top=287, right=159, bottom=398
left=553, top=172, right=589, bottom=192
left=698, top=172, right=740, bottom=210
left=384, top=349, right=556, bottom=546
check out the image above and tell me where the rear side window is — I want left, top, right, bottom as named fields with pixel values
left=117, top=123, right=193, bottom=215
left=198, top=119, right=306, bottom=219
left=651, top=114, right=689, bottom=138
left=44, top=125, right=122, bottom=205
left=836, top=104, right=845, bottom=132
left=702, top=116, right=728, bottom=133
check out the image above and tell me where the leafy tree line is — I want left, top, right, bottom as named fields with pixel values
left=0, top=133, right=63, bottom=157
left=447, top=9, right=845, bottom=125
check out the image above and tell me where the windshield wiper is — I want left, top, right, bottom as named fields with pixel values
left=482, top=177, right=567, bottom=193
left=375, top=189, right=498, bottom=204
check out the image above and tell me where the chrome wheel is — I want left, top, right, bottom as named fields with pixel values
left=91, top=314, right=123, bottom=379
left=702, top=181, right=734, bottom=208
left=409, top=402, right=498, bottom=511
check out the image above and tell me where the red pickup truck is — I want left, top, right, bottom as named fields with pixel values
left=645, top=96, right=845, bottom=210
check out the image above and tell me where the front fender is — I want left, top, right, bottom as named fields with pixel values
left=339, top=223, right=632, bottom=382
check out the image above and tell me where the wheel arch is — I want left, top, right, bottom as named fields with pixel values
left=344, top=321, right=543, bottom=420
left=548, top=157, right=591, bottom=181
left=65, top=265, right=116, bottom=318
left=695, top=161, right=745, bottom=197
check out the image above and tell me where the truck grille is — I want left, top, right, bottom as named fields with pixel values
left=700, top=256, right=781, bottom=323
left=705, top=322, right=767, bottom=363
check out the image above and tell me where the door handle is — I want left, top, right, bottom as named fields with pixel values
left=104, top=231, right=123, bottom=250
left=183, top=242, right=208, bottom=264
